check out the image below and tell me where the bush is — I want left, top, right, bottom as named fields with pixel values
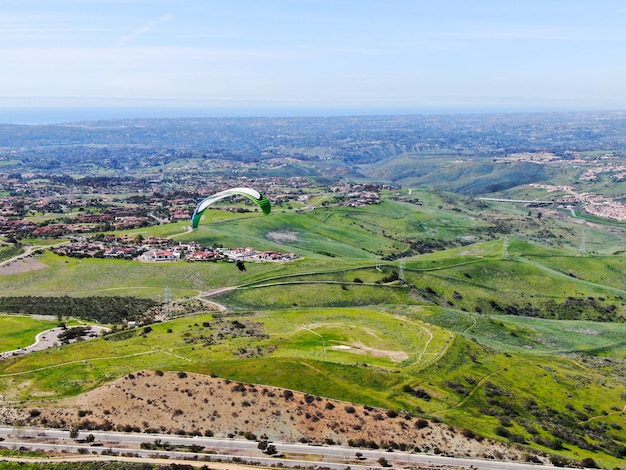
left=264, top=444, right=278, bottom=455
left=494, top=426, right=510, bottom=438
left=580, top=457, right=598, bottom=468
left=415, top=418, right=429, bottom=429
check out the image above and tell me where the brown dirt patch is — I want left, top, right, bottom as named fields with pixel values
left=329, top=343, right=409, bottom=362
left=0, top=257, right=47, bottom=275
left=8, top=370, right=537, bottom=463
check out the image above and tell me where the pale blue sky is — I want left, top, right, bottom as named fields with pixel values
left=2, top=0, right=626, bottom=119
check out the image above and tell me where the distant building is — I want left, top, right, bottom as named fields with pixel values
left=187, top=250, right=222, bottom=262
left=140, top=249, right=180, bottom=262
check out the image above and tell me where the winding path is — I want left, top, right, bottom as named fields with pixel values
left=0, top=325, right=109, bottom=360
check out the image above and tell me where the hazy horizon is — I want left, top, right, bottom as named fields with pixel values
left=3, top=1, right=626, bottom=123
left=3, top=104, right=624, bottom=126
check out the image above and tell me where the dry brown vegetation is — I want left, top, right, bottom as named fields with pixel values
left=9, top=370, right=542, bottom=463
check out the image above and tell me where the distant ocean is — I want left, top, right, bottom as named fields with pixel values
left=0, top=105, right=562, bottom=125
left=0, top=107, right=247, bottom=125
left=0, top=106, right=440, bottom=125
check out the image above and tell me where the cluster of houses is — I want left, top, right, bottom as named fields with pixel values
left=51, top=237, right=298, bottom=264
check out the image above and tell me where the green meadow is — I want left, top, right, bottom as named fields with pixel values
left=0, top=315, right=58, bottom=351
left=1, top=190, right=625, bottom=468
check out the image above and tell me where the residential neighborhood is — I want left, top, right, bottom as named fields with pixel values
left=51, top=236, right=298, bottom=264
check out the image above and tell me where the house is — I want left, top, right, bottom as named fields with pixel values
left=140, top=249, right=180, bottom=262
left=186, top=250, right=222, bottom=262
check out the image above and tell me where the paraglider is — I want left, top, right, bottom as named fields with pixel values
left=191, top=187, right=271, bottom=228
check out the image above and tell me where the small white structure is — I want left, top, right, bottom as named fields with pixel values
left=140, top=249, right=180, bottom=262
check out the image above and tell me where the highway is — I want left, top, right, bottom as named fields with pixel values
left=0, top=426, right=579, bottom=469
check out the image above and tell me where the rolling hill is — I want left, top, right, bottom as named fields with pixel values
left=1, top=189, right=625, bottom=469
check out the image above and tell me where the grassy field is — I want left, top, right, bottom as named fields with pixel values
left=0, top=243, right=22, bottom=262
left=2, top=304, right=623, bottom=466
left=1, top=190, right=626, bottom=468
left=0, top=315, right=58, bottom=351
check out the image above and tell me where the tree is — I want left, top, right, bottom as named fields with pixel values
left=264, top=444, right=278, bottom=455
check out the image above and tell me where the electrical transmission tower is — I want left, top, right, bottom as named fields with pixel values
left=398, top=258, right=405, bottom=284
left=579, top=228, right=587, bottom=255
left=502, top=236, right=509, bottom=260
left=164, top=287, right=172, bottom=318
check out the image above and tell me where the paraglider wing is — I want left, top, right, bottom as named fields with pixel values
left=191, top=187, right=271, bottom=228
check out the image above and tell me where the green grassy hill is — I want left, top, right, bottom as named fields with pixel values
left=1, top=189, right=625, bottom=468
left=358, top=155, right=558, bottom=194
left=0, top=315, right=57, bottom=351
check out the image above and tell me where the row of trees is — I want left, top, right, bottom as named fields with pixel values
left=0, top=295, right=158, bottom=324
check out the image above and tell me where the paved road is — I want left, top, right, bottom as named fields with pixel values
left=0, top=426, right=577, bottom=470
left=0, top=325, right=109, bottom=360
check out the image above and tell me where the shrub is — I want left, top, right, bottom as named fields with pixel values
left=580, top=457, right=598, bottom=468
left=264, top=444, right=278, bottom=455
left=415, top=418, right=429, bottom=429
left=494, top=426, right=511, bottom=438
